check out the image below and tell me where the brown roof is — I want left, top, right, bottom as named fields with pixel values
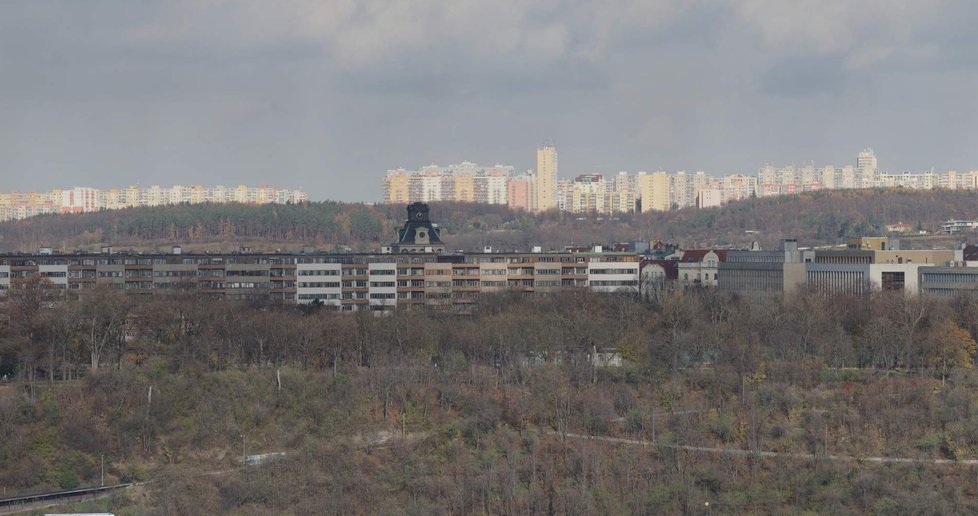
left=965, top=245, right=978, bottom=261
left=679, top=249, right=728, bottom=263
left=641, top=259, right=679, bottom=280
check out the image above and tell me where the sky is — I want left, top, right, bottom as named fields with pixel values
left=2, top=1, right=978, bottom=202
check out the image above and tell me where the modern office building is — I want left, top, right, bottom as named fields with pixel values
left=919, top=265, right=978, bottom=298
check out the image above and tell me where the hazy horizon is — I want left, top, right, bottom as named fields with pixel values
left=3, top=1, right=978, bottom=202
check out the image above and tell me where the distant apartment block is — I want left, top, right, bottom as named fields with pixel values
left=757, top=149, right=978, bottom=197
left=383, top=161, right=516, bottom=207
left=0, top=185, right=308, bottom=222
left=382, top=148, right=978, bottom=216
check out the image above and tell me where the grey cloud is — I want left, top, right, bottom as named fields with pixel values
left=759, top=56, right=847, bottom=97
left=1, top=1, right=978, bottom=201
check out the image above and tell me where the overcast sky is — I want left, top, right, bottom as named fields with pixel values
left=2, top=1, right=977, bottom=201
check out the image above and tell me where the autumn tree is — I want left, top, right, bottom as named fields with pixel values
left=73, top=283, right=130, bottom=371
left=926, top=319, right=977, bottom=385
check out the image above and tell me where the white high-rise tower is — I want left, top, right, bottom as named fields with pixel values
left=857, top=149, right=878, bottom=188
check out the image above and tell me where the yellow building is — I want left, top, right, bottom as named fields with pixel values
left=535, top=143, right=557, bottom=212
left=569, top=175, right=606, bottom=213
left=453, top=172, right=475, bottom=202
left=847, top=237, right=888, bottom=251
left=637, top=172, right=670, bottom=212
left=384, top=170, right=411, bottom=204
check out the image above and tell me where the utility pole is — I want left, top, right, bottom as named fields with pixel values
left=241, top=434, right=246, bottom=463
left=100, top=454, right=104, bottom=486
left=824, top=423, right=829, bottom=457
left=651, top=410, right=656, bottom=444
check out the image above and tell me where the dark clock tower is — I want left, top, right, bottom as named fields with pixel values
left=392, top=202, right=445, bottom=253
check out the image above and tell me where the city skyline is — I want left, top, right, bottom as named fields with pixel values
left=3, top=2, right=978, bottom=202
left=383, top=148, right=978, bottom=214
left=0, top=184, right=307, bottom=222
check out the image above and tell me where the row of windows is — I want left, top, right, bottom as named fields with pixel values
left=535, top=280, right=561, bottom=287
left=922, top=272, right=978, bottom=284
left=589, top=268, right=638, bottom=275
left=198, top=282, right=273, bottom=289
left=298, top=269, right=340, bottom=276
left=590, top=280, right=639, bottom=287
left=298, top=293, right=341, bottom=300
left=10, top=254, right=639, bottom=267
left=298, top=282, right=341, bottom=288
left=226, top=270, right=270, bottom=277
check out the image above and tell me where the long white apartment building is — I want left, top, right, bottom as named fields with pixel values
left=0, top=184, right=308, bottom=222
left=0, top=249, right=641, bottom=311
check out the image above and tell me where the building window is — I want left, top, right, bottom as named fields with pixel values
left=881, top=272, right=905, bottom=291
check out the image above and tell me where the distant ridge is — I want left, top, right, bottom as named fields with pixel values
left=0, top=189, right=976, bottom=253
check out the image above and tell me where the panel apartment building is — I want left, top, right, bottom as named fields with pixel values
left=0, top=249, right=640, bottom=311
left=0, top=185, right=308, bottom=222
left=0, top=204, right=639, bottom=311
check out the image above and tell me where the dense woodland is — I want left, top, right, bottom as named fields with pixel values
left=3, top=284, right=978, bottom=513
left=1, top=188, right=978, bottom=253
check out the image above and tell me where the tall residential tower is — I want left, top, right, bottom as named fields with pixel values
left=535, top=141, right=557, bottom=212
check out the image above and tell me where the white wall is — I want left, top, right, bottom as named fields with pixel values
left=868, top=263, right=933, bottom=294
left=296, top=263, right=342, bottom=305
left=587, top=261, right=639, bottom=293
left=368, top=262, right=397, bottom=308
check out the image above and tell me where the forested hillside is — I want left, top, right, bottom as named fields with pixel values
left=2, top=288, right=978, bottom=513
left=1, top=189, right=977, bottom=253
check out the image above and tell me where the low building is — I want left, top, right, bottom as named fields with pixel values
left=919, top=267, right=978, bottom=298
left=640, top=259, right=679, bottom=300
left=941, top=220, right=978, bottom=234
left=678, top=250, right=726, bottom=288
left=718, top=240, right=805, bottom=295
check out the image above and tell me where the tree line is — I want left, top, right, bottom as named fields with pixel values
left=2, top=189, right=978, bottom=253
left=2, top=286, right=978, bottom=513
